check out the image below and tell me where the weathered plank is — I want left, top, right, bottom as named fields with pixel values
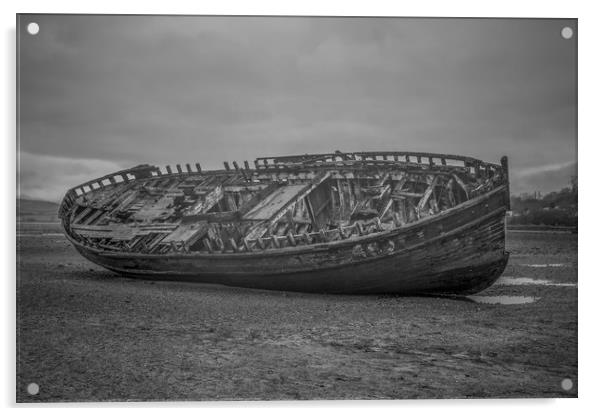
left=161, top=222, right=209, bottom=248
left=244, top=172, right=331, bottom=240
left=243, top=184, right=308, bottom=221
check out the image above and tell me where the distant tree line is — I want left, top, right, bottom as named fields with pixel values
left=508, top=176, right=577, bottom=227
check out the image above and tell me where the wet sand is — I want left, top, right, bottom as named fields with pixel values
left=16, top=225, right=577, bottom=401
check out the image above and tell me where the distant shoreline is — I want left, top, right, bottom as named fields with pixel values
left=506, top=224, right=577, bottom=233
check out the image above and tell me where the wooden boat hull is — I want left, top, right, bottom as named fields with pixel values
left=66, top=185, right=509, bottom=295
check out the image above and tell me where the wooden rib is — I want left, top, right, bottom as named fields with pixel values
left=452, top=173, right=469, bottom=198
left=345, top=179, right=356, bottom=216
left=242, top=238, right=251, bottom=252
left=271, top=235, right=280, bottom=248
left=305, top=196, right=317, bottom=230
left=287, top=231, right=297, bottom=246
left=225, top=193, right=238, bottom=211
left=337, top=180, right=345, bottom=219
left=417, top=176, right=438, bottom=212
left=379, top=198, right=394, bottom=220
left=215, top=237, right=225, bottom=252
left=285, top=209, right=296, bottom=231
left=446, top=177, right=456, bottom=207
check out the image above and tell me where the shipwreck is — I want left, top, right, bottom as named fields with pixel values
left=58, top=151, right=510, bottom=295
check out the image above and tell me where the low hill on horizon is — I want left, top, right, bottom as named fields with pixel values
left=17, top=198, right=60, bottom=222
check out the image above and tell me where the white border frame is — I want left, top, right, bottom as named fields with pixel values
left=4, top=1, right=599, bottom=414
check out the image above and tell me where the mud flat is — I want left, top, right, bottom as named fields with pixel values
left=16, top=225, right=577, bottom=401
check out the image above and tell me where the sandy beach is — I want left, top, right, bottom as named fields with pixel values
left=16, top=225, right=577, bottom=401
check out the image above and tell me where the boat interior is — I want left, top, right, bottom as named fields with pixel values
left=59, top=151, right=508, bottom=254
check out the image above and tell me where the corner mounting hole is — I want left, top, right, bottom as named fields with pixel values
left=561, top=378, right=573, bottom=391
left=561, top=27, right=573, bottom=40
left=27, top=382, right=39, bottom=395
left=27, top=22, right=40, bottom=35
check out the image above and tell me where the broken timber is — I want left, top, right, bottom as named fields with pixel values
left=243, top=171, right=332, bottom=240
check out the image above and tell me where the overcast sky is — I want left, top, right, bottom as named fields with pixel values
left=18, top=15, right=576, bottom=201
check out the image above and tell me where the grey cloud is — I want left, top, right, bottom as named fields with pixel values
left=18, top=15, right=576, bottom=201
left=17, top=151, right=126, bottom=201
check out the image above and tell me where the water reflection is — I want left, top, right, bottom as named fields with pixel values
left=497, top=277, right=576, bottom=287
left=467, top=295, right=538, bottom=305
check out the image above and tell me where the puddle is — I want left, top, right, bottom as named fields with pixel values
left=497, top=277, right=577, bottom=287
left=467, top=295, right=538, bottom=305
left=518, top=263, right=568, bottom=268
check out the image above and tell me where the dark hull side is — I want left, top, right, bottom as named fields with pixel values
left=66, top=186, right=510, bottom=295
